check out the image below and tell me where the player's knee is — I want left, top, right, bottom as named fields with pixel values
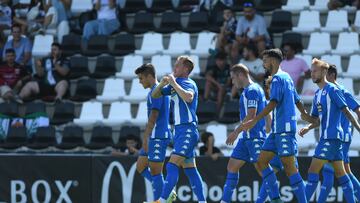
left=344, top=164, right=351, bottom=174
left=282, top=161, right=297, bottom=176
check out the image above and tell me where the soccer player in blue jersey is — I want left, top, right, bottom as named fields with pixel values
left=220, top=64, right=268, bottom=203
left=152, top=56, right=206, bottom=203
left=300, top=63, right=360, bottom=203
left=239, top=48, right=312, bottom=203
left=134, top=64, right=173, bottom=202
left=298, top=58, right=360, bottom=203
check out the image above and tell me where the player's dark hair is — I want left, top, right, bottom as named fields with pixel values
left=262, top=48, right=283, bottom=62
left=51, top=42, right=62, bottom=50
left=134, top=63, right=156, bottom=78
left=201, top=132, right=214, bottom=144
left=5, top=48, right=15, bottom=55
left=328, top=64, right=337, bottom=80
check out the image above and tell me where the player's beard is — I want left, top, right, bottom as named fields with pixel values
left=313, top=78, right=321, bottom=83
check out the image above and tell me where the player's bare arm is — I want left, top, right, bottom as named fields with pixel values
left=142, top=110, right=160, bottom=153
left=342, top=107, right=360, bottom=132
left=167, top=74, right=194, bottom=103
left=240, top=100, right=277, bottom=131
left=227, top=108, right=257, bottom=145
left=152, top=77, right=169, bottom=98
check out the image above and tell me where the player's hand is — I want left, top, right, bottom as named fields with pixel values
left=142, top=139, right=148, bottom=153
left=167, top=74, right=176, bottom=86
left=242, top=119, right=256, bottom=131
left=160, top=76, right=170, bottom=85
left=298, top=126, right=309, bottom=137
left=226, top=131, right=238, bottom=145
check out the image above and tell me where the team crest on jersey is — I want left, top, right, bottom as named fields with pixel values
left=322, top=90, right=327, bottom=95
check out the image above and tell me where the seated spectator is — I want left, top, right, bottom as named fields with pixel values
left=328, top=0, right=360, bottom=9
left=199, top=132, right=223, bottom=160
left=2, top=24, right=32, bottom=70
left=82, top=0, right=120, bottom=41
left=0, top=48, right=31, bottom=103
left=12, top=0, right=70, bottom=36
left=232, top=2, right=270, bottom=64
left=216, top=9, right=237, bottom=56
left=239, top=43, right=265, bottom=84
left=112, top=134, right=141, bottom=156
left=19, top=42, right=69, bottom=101
left=0, top=0, right=12, bottom=40
left=204, top=52, right=231, bottom=112
left=280, top=43, right=310, bottom=92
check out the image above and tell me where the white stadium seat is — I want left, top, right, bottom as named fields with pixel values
left=103, top=102, right=132, bottom=127
left=296, top=124, right=317, bottom=151
left=321, top=10, right=349, bottom=33
left=343, top=55, right=360, bottom=79
left=135, top=32, right=164, bottom=56
left=292, top=10, right=320, bottom=33
left=163, top=32, right=191, bottom=56
left=97, top=78, right=126, bottom=103
left=132, top=102, right=148, bottom=126
left=123, top=79, right=148, bottom=103
left=331, top=32, right=359, bottom=56
left=190, top=31, right=216, bottom=57
left=74, top=101, right=103, bottom=129
left=190, top=55, right=201, bottom=76
left=32, top=35, right=53, bottom=57
left=282, top=0, right=310, bottom=12
left=337, top=78, right=355, bottom=95
left=303, top=32, right=331, bottom=56
left=116, top=54, right=144, bottom=80
left=354, top=11, right=360, bottom=31
left=150, top=54, right=172, bottom=77
left=310, top=0, right=328, bottom=12
left=71, top=0, right=93, bottom=15
left=301, top=79, right=318, bottom=103
left=321, top=54, right=343, bottom=76
left=206, top=124, right=227, bottom=148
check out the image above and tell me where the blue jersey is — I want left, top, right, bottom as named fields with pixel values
left=311, top=83, right=347, bottom=140
left=161, top=78, right=198, bottom=126
left=148, top=84, right=171, bottom=139
left=269, top=71, right=300, bottom=134
left=337, top=84, right=360, bottom=142
left=240, top=82, right=267, bottom=139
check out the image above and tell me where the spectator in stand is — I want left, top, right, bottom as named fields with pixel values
left=0, top=0, right=12, bottom=41
left=204, top=52, right=231, bottom=112
left=232, top=2, right=270, bottom=64
left=216, top=9, right=237, bottom=57
left=112, top=134, right=141, bottom=156
left=239, top=43, right=265, bottom=84
left=328, top=0, right=360, bottom=9
left=82, top=0, right=120, bottom=41
left=280, top=43, right=310, bottom=92
left=0, top=49, right=31, bottom=103
left=199, top=132, right=223, bottom=160
left=19, top=42, right=69, bottom=102
left=2, top=24, right=32, bottom=70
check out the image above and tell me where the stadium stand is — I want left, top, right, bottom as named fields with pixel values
left=2, top=0, right=360, bottom=158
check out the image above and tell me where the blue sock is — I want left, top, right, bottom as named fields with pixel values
left=318, top=164, right=334, bottom=203
left=338, top=175, right=355, bottom=203
left=221, top=172, right=239, bottom=203
left=305, top=172, right=319, bottom=201
left=184, top=167, right=206, bottom=201
left=152, top=173, right=164, bottom=200
left=256, top=181, right=269, bottom=203
left=140, top=167, right=152, bottom=182
left=349, top=173, right=360, bottom=201
left=161, top=163, right=179, bottom=200
left=290, top=172, right=307, bottom=203
left=262, top=166, right=280, bottom=200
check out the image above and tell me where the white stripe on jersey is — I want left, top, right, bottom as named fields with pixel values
left=173, top=94, right=181, bottom=125
left=317, top=89, right=323, bottom=139
left=325, top=94, right=331, bottom=139
left=185, top=101, right=192, bottom=124
left=273, top=108, right=277, bottom=133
